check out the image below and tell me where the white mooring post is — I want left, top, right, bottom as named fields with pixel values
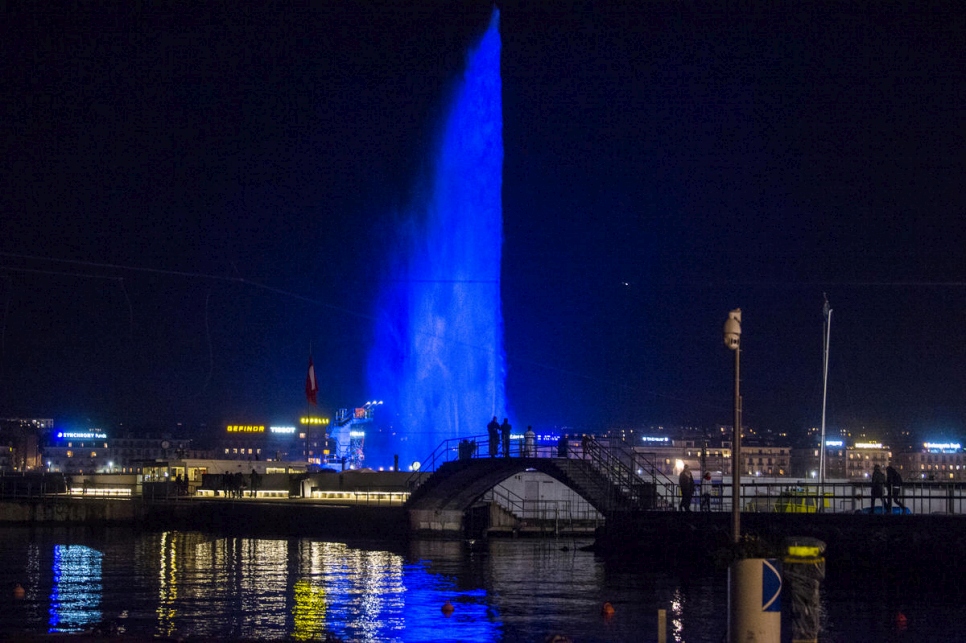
left=728, top=558, right=782, bottom=642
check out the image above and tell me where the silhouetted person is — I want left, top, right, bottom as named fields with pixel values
left=886, top=464, right=904, bottom=512
left=524, top=426, right=535, bottom=457
left=700, top=471, right=712, bottom=511
left=679, top=465, right=695, bottom=512
left=487, top=417, right=500, bottom=457
left=870, top=464, right=886, bottom=513
left=581, top=434, right=591, bottom=460
left=500, top=418, right=511, bottom=457
left=557, top=434, right=569, bottom=457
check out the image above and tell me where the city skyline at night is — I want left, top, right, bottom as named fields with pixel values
left=1, top=2, right=963, bottom=454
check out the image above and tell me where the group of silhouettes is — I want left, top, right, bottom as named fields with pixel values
left=870, top=463, right=906, bottom=513
left=487, top=417, right=512, bottom=457
left=675, top=461, right=908, bottom=513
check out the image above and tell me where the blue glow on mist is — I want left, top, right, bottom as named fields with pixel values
left=367, top=9, right=506, bottom=465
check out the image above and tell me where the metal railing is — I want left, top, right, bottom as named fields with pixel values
left=405, top=436, right=966, bottom=516
left=667, top=479, right=966, bottom=515
left=484, top=484, right=604, bottom=533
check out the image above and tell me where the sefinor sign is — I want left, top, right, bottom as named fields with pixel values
left=226, top=425, right=265, bottom=434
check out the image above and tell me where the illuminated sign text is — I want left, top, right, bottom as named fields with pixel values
left=57, top=431, right=108, bottom=440
left=227, top=425, right=265, bottom=433
left=924, top=442, right=961, bottom=452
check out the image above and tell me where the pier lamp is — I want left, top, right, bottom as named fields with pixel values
left=723, top=309, right=742, bottom=544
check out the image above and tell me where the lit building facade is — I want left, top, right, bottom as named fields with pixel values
left=0, top=417, right=50, bottom=471
left=739, top=444, right=792, bottom=477
left=790, top=439, right=895, bottom=481
left=633, top=436, right=733, bottom=478
left=216, top=423, right=311, bottom=463
left=895, top=442, right=966, bottom=481
left=43, top=429, right=110, bottom=474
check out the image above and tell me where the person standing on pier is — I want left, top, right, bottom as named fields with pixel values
left=524, top=426, right=536, bottom=457
left=700, top=471, right=713, bottom=511
left=886, top=464, right=905, bottom=513
left=679, top=464, right=695, bottom=512
left=487, top=417, right=500, bottom=457
left=500, top=418, right=511, bottom=457
left=870, top=464, right=886, bottom=513
left=557, top=434, right=569, bottom=457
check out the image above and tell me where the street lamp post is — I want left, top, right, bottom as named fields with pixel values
left=723, top=309, right=742, bottom=544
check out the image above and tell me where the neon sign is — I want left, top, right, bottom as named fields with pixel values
left=641, top=437, right=669, bottom=443
left=924, top=442, right=961, bottom=452
left=226, top=425, right=265, bottom=433
left=824, top=440, right=844, bottom=447
left=57, top=431, right=107, bottom=440
left=270, top=426, right=296, bottom=434
left=854, top=442, right=883, bottom=449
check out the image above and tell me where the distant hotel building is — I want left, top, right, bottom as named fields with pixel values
left=894, top=442, right=966, bottom=481
left=43, top=429, right=110, bottom=474
left=625, top=430, right=955, bottom=484
left=792, top=439, right=892, bottom=480
left=633, top=436, right=733, bottom=477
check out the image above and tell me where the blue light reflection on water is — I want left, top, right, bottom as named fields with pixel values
left=1, top=527, right=964, bottom=642
left=48, top=544, right=102, bottom=633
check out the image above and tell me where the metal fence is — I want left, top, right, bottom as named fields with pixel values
left=660, top=479, right=966, bottom=515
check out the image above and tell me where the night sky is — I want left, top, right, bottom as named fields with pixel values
left=1, top=1, right=963, bottom=447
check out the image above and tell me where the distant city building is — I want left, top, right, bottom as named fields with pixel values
left=633, top=436, right=733, bottom=477
left=790, top=439, right=892, bottom=481
left=739, top=443, right=792, bottom=477
left=43, top=429, right=110, bottom=474
left=895, top=442, right=966, bottom=481
left=215, top=422, right=311, bottom=464
left=110, top=434, right=206, bottom=472
left=0, top=418, right=50, bottom=471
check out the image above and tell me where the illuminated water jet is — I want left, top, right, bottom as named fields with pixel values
left=367, top=8, right=506, bottom=465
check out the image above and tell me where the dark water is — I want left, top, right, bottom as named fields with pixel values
left=0, top=526, right=959, bottom=642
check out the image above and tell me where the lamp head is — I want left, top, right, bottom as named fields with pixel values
left=723, top=308, right=742, bottom=350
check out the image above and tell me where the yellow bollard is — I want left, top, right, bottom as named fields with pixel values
left=783, top=537, right=826, bottom=643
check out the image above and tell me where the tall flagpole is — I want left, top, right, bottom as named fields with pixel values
left=819, top=294, right=832, bottom=502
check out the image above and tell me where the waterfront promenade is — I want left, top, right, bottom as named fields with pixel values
left=3, top=486, right=966, bottom=577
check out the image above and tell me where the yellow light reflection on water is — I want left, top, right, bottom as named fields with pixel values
left=291, top=579, right=326, bottom=641
left=671, top=588, right=685, bottom=642
left=156, top=531, right=178, bottom=637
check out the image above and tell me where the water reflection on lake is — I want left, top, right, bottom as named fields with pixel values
left=0, top=526, right=960, bottom=642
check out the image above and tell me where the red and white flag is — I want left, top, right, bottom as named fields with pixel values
left=305, top=355, right=318, bottom=406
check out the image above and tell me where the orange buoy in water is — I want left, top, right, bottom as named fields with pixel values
left=13, top=583, right=25, bottom=599
left=441, top=601, right=454, bottom=615
left=601, top=602, right=615, bottom=616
